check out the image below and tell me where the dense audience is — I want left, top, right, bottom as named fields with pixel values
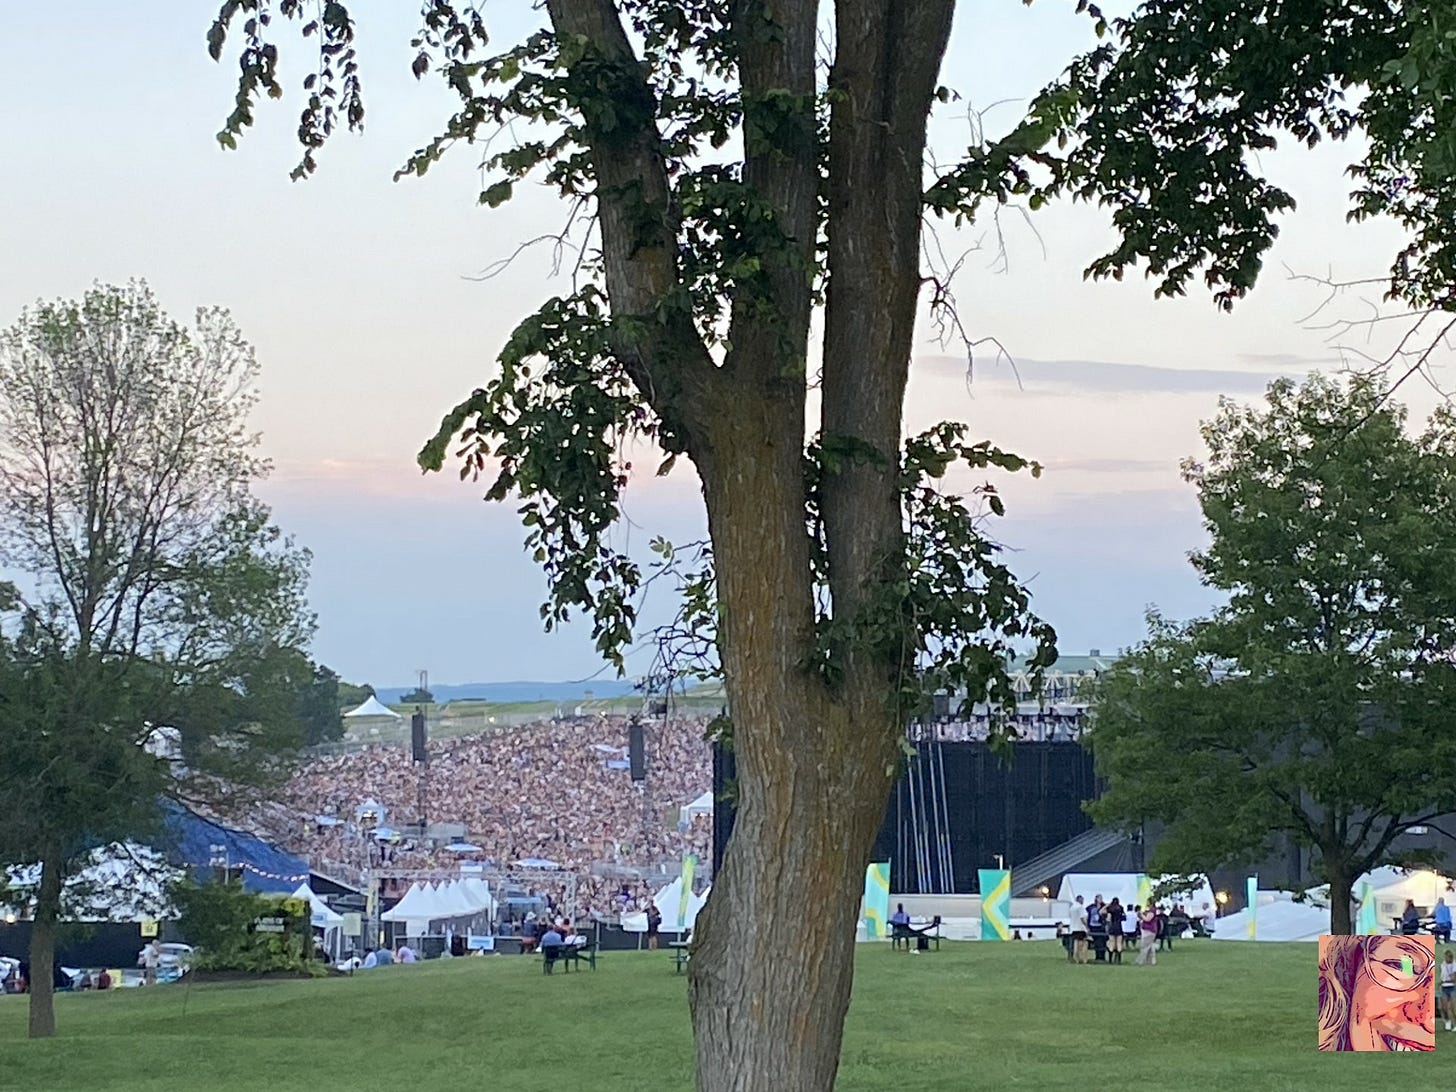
left=269, top=715, right=713, bottom=916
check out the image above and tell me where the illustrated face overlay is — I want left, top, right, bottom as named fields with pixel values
left=1318, top=935, right=1436, bottom=1052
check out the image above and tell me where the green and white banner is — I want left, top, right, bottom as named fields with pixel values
left=1135, top=873, right=1152, bottom=909
left=979, top=869, right=1011, bottom=941
left=1357, top=879, right=1378, bottom=934
left=1246, top=875, right=1258, bottom=939
left=863, top=862, right=891, bottom=938
left=678, top=853, right=697, bottom=930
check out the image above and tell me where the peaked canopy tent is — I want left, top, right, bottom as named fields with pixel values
left=1213, top=896, right=1331, bottom=942
left=622, top=877, right=710, bottom=934
left=344, top=697, right=402, bottom=720
left=291, top=883, right=346, bottom=958
left=382, top=880, right=496, bottom=938
left=1215, top=867, right=1456, bottom=941
left=679, top=791, right=714, bottom=827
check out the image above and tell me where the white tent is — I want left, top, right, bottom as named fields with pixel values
left=460, top=877, right=497, bottom=917
left=622, top=877, right=710, bottom=934
left=381, top=882, right=438, bottom=929
left=1211, top=867, right=1456, bottom=942
left=1306, top=867, right=1454, bottom=924
left=1055, top=873, right=1216, bottom=917
left=291, top=883, right=346, bottom=958
left=1212, top=894, right=1331, bottom=942
left=679, top=791, right=714, bottom=827
left=344, top=696, right=401, bottom=719
left=291, top=883, right=344, bottom=928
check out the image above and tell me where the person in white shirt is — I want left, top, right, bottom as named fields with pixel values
left=361, top=949, right=378, bottom=970
left=1070, top=896, right=1089, bottom=965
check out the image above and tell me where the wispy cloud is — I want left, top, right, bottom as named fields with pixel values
left=919, top=354, right=1295, bottom=395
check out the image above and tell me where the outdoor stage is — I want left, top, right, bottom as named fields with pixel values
left=713, top=738, right=1102, bottom=895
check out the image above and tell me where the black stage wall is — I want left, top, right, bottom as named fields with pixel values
left=0, top=921, right=182, bottom=971
left=711, top=739, right=1100, bottom=894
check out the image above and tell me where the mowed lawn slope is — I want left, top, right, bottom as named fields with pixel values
left=2, top=942, right=1451, bottom=1090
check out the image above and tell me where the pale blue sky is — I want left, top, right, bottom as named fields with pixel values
left=0, top=3, right=1431, bottom=686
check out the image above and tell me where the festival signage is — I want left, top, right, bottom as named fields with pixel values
left=1356, top=880, right=1378, bottom=935
left=978, top=869, right=1011, bottom=941
left=678, top=853, right=697, bottom=931
left=862, top=862, right=890, bottom=939
left=1246, top=875, right=1258, bottom=940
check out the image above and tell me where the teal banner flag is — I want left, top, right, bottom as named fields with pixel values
left=863, top=862, right=890, bottom=938
left=678, top=854, right=697, bottom=931
left=978, top=869, right=1011, bottom=941
left=1356, top=880, right=1378, bottom=934
left=1246, top=875, right=1258, bottom=940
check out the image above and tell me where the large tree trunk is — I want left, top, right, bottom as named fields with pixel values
left=28, top=847, right=64, bottom=1038
left=687, top=395, right=902, bottom=1092
left=1328, top=862, right=1354, bottom=935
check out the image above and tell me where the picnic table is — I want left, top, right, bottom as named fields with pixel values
left=670, top=942, right=691, bottom=974
left=1390, top=916, right=1449, bottom=939
left=541, top=942, right=597, bottom=974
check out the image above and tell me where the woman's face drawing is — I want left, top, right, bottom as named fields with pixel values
left=1347, top=936, right=1435, bottom=1051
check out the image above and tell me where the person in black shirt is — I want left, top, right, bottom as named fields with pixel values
left=1104, top=898, right=1126, bottom=963
left=646, top=902, right=663, bottom=951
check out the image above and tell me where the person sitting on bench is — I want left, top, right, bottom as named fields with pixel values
left=1401, top=900, right=1423, bottom=936
left=890, top=904, right=912, bottom=949
left=540, top=926, right=564, bottom=974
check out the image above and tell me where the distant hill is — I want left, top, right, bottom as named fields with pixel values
left=374, top=680, right=643, bottom=705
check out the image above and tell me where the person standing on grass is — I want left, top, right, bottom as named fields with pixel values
left=646, top=902, right=662, bottom=951
left=1440, top=949, right=1456, bottom=1032
left=141, top=939, right=161, bottom=986
left=1136, top=906, right=1159, bottom=966
left=1087, top=896, right=1106, bottom=962
left=1104, top=898, right=1126, bottom=964
left=1070, top=895, right=1089, bottom=965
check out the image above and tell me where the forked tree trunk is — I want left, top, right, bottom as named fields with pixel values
left=28, top=847, right=64, bottom=1038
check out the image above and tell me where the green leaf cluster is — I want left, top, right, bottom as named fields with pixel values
left=172, top=881, right=322, bottom=975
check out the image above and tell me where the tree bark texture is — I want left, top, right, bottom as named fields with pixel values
left=687, top=396, right=902, bottom=1092
left=28, top=847, right=63, bottom=1038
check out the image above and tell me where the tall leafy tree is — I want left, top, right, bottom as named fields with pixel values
left=0, top=283, right=313, bottom=1038
left=1090, top=375, right=1456, bottom=935
left=200, top=0, right=1452, bottom=1085
left=296, top=661, right=343, bottom=745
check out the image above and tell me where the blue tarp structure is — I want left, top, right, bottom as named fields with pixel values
left=162, top=802, right=310, bottom=894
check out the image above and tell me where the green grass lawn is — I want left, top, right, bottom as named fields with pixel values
left=2, top=942, right=1450, bottom=1090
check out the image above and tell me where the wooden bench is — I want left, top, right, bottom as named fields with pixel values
left=541, top=943, right=597, bottom=974
left=892, top=919, right=942, bottom=951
